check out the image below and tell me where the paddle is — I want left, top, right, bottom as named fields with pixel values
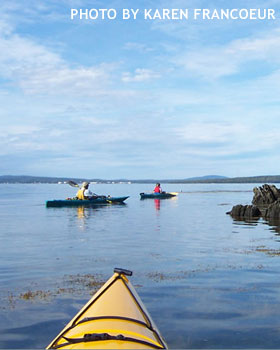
left=67, top=180, right=80, bottom=188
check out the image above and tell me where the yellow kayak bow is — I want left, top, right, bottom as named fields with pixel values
left=47, top=268, right=167, bottom=349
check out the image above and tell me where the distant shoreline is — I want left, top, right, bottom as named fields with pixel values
left=1, top=175, right=280, bottom=184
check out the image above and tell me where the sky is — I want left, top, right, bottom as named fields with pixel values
left=1, top=0, right=280, bottom=179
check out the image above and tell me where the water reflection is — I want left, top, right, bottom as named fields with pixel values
left=231, top=215, right=280, bottom=235
left=76, top=207, right=91, bottom=231
left=263, top=218, right=280, bottom=235
left=232, top=218, right=259, bottom=226
left=77, top=207, right=86, bottom=219
left=154, top=199, right=160, bottom=211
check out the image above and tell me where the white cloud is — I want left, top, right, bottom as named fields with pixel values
left=173, top=121, right=280, bottom=160
left=173, top=28, right=280, bottom=79
left=175, top=122, right=246, bottom=143
left=2, top=125, right=41, bottom=135
left=124, top=42, right=155, bottom=53
left=0, top=19, right=13, bottom=35
left=122, top=68, right=161, bottom=82
left=20, top=64, right=114, bottom=95
left=0, top=29, right=116, bottom=95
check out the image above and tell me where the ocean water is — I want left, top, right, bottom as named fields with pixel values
left=0, top=183, right=280, bottom=349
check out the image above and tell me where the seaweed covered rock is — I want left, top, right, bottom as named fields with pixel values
left=227, top=204, right=261, bottom=218
left=252, top=184, right=280, bottom=206
left=263, top=199, right=280, bottom=219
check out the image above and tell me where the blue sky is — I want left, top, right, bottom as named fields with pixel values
left=1, top=0, right=280, bottom=179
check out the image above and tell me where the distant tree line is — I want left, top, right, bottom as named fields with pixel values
left=1, top=175, right=280, bottom=184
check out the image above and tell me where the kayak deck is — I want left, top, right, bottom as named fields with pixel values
left=140, top=192, right=177, bottom=199
left=46, top=197, right=129, bottom=207
left=47, top=268, right=167, bottom=349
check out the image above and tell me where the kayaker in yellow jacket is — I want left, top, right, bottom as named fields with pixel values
left=76, top=182, right=96, bottom=200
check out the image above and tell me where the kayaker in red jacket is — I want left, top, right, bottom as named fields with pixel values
left=154, top=183, right=162, bottom=193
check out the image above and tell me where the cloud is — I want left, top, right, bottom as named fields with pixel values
left=2, top=125, right=41, bottom=135
left=173, top=121, right=280, bottom=160
left=175, top=122, right=245, bottom=143
left=172, top=27, right=280, bottom=79
left=0, top=19, right=13, bottom=35
left=0, top=3, right=122, bottom=97
left=0, top=1, right=74, bottom=26
left=123, top=42, right=155, bottom=53
left=122, top=68, right=161, bottom=82
left=19, top=64, right=114, bottom=95
left=0, top=28, right=116, bottom=95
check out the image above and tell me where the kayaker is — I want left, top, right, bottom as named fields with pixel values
left=76, top=182, right=97, bottom=200
left=154, top=183, right=162, bottom=193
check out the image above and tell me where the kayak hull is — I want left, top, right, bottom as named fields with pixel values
left=46, top=197, right=129, bottom=207
left=140, top=192, right=176, bottom=199
left=47, top=269, right=167, bottom=349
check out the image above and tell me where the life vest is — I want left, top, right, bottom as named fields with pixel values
left=154, top=186, right=161, bottom=193
left=76, top=188, right=85, bottom=200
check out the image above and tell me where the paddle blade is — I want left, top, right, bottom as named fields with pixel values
left=67, top=180, right=79, bottom=187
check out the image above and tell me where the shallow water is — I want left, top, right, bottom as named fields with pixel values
left=0, top=183, right=280, bottom=349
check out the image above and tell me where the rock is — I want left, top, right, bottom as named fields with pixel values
left=252, top=184, right=280, bottom=205
left=227, top=204, right=261, bottom=218
left=263, top=199, right=280, bottom=219
left=227, top=184, right=280, bottom=220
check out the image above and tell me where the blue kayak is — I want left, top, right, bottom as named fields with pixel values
left=46, top=196, right=129, bottom=207
left=140, top=192, right=177, bottom=199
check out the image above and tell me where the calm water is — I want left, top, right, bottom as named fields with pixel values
left=1, top=183, right=280, bottom=349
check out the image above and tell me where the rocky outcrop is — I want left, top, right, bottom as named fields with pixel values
left=252, top=184, right=280, bottom=205
left=227, top=205, right=261, bottom=218
left=227, top=184, right=280, bottom=220
left=263, top=199, right=280, bottom=219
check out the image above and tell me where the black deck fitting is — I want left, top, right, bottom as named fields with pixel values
left=114, top=268, right=133, bottom=276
